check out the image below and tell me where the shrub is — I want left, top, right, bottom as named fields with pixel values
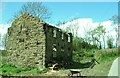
left=0, top=50, right=7, bottom=57
left=107, top=37, right=113, bottom=49
left=72, top=37, right=98, bottom=51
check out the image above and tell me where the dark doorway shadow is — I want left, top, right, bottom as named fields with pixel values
left=65, top=61, right=94, bottom=69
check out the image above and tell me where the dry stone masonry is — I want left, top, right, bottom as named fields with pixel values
left=6, top=13, right=73, bottom=69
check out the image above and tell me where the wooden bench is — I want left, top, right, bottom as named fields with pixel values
left=68, top=69, right=82, bottom=76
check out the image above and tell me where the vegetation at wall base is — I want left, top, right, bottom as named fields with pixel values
left=0, top=54, right=48, bottom=75
left=0, top=47, right=118, bottom=76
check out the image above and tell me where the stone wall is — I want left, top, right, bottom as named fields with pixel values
left=44, top=24, right=73, bottom=66
left=7, top=13, right=73, bottom=69
left=7, top=13, right=46, bottom=69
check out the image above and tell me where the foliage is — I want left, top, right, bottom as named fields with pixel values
left=72, top=37, right=98, bottom=51
left=89, top=25, right=106, bottom=49
left=72, top=51, right=83, bottom=63
left=0, top=50, right=7, bottom=56
left=2, top=34, right=8, bottom=50
left=1, top=50, right=8, bottom=66
left=110, top=15, right=120, bottom=24
left=0, top=34, right=8, bottom=50
left=107, top=37, right=113, bottom=49
left=56, top=21, right=67, bottom=26
left=97, top=49, right=118, bottom=63
left=1, top=57, right=8, bottom=65
left=110, top=15, right=120, bottom=47
left=72, top=47, right=118, bottom=65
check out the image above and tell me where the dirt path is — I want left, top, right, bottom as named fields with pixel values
left=41, top=60, right=113, bottom=76
left=80, top=61, right=113, bottom=76
left=108, top=57, right=120, bottom=77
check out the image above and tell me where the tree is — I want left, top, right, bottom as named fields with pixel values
left=0, top=33, right=1, bottom=48
left=89, top=25, right=106, bottom=49
left=2, top=33, right=8, bottom=50
left=56, top=21, right=67, bottom=26
left=66, top=25, right=79, bottom=50
left=83, top=24, right=94, bottom=45
left=65, top=20, right=79, bottom=37
left=14, top=2, right=52, bottom=21
left=0, top=33, right=7, bottom=50
left=107, top=36, right=113, bottom=49
left=110, top=15, right=120, bottom=47
left=89, top=27, right=100, bottom=49
left=98, top=25, right=106, bottom=49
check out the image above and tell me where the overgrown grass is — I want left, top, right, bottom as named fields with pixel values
left=73, top=49, right=98, bottom=63
left=73, top=48, right=119, bottom=64
left=0, top=50, right=48, bottom=75
left=0, top=63, right=48, bottom=75
left=0, top=48, right=119, bottom=76
left=0, top=63, right=38, bottom=75
left=72, top=48, right=119, bottom=76
left=95, top=48, right=118, bottom=63
left=0, top=56, right=48, bottom=75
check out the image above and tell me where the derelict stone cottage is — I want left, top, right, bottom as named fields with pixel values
left=6, top=13, right=73, bottom=69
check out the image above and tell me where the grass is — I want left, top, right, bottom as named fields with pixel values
left=65, top=48, right=119, bottom=76
left=0, top=48, right=119, bottom=76
left=81, top=60, right=114, bottom=76
left=95, top=48, right=118, bottom=63
left=0, top=63, right=40, bottom=75
left=0, top=63, right=49, bottom=75
left=1, top=64, right=22, bottom=74
left=0, top=50, right=48, bottom=75
left=42, top=48, right=119, bottom=76
left=80, top=48, right=119, bottom=76
left=0, top=56, right=46, bottom=75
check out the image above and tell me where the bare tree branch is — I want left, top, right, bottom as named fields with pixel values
left=14, top=2, right=52, bottom=21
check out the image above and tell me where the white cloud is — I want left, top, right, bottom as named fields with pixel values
left=59, top=18, right=117, bottom=48
left=0, top=23, right=11, bottom=35
left=101, top=20, right=115, bottom=32
left=0, top=23, right=11, bottom=50
left=59, top=18, right=99, bottom=37
left=59, top=18, right=117, bottom=37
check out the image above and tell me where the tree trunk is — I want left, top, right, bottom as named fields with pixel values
left=103, top=35, right=105, bottom=49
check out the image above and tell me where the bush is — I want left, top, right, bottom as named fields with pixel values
left=0, top=50, right=7, bottom=56
left=107, top=37, right=113, bottom=49
left=72, top=37, right=98, bottom=51
left=97, top=48, right=118, bottom=63
left=1, top=57, right=8, bottom=65
left=73, top=51, right=83, bottom=62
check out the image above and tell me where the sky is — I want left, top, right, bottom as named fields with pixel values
left=1, top=2, right=118, bottom=24
left=1, top=0, right=119, bottom=2
left=0, top=2, right=119, bottom=49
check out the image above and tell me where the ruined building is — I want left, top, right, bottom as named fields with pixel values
left=6, top=13, right=73, bottom=69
